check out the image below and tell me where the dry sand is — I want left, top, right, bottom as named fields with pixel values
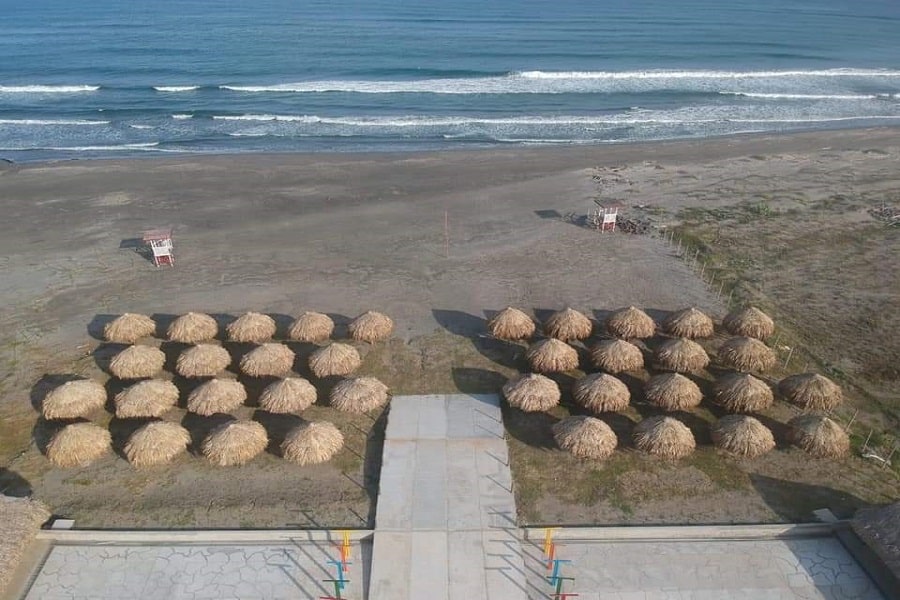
left=0, top=127, right=898, bottom=528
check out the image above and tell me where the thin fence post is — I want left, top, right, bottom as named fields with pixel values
left=783, top=347, right=794, bottom=369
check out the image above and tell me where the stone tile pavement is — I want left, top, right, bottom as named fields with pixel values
left=367, top=394, right=528, bottom=600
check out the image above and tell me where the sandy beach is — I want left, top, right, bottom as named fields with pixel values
left=0, top=128, right=898, bottom=528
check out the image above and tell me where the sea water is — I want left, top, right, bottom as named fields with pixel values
left=1, top=0, right=899, bottom=160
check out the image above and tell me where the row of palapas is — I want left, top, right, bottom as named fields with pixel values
left=102, top=310, right=393, bottom=345
left=498, top=305, right=849, bottom=460
left=37, top=310, right=395, bottom=469
left=39, top=376, right=391, bottom=470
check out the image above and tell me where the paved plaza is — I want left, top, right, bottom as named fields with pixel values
left=12, top=394, right=890, bottom=600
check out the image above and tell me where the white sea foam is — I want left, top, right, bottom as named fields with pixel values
left=720, top=92, right=878, bottom=100
left=0, top=85, right=100, bottom=93
left=0, top=142, right=161, bottom=152
left=171, top=114, right=194, bottom=119
left=218, top=69, right=900, bottom=96
left=0, top=119, right=109, bottom=125
left=153, top=86, right=200, bottom=92
left=129, top=124, right=154, bottom=129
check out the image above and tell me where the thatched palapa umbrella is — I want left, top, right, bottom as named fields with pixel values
left=590, top=339, right=644, bottom=373
left=124, top=421, right=190, bottom=467
left=655, top=337, right=709, bottom=373
left=525, top=338, right=579, bottom=374
left=573, top=373, right=630, bottom=413
left=723, top=306, right=774, bottom=340
left=606, top=306, right=656, bottom=339
left=282, top=421, right=344, bottom=465
left=240, top=343, right=295, bottom=377
left=42, top=379, right=106, bottom=420
left=176, top=344, right=231, bottom=378
left=714, top=373, right=773, bottom=413
left=502, top=373, right=560, bottom=412
left=186, top=378, right=247, bottom=416
left=226, top=312, right=276, bottom=343
left=487, top=307, right=535, bottom=341
left=663, top=307, right=714, bottom=339
left=104, top=313, right=156, bottom=344
left=718, top=337, right=776, bottom=373
left=46, top=422, right=111, bottom=467
left=168, top=312, right=218, bottom=343
left=553, top=416, right=618, bottom=460
left=288, top=311, right=334, bottom=342
left=778, top=373, right=842, bottom=411
left=348, top=311, right=394, bottom=343
left=544, top=308, right=592, bottom=342
left=202, top=420, right=268, bottom=466
left=259, top=377, right=317, bottom=414
left=644, top=373, right=702, bottom=411
left=789, top=414, right=849, bottom=458
left=0, top=495, right=50, bottom=594
left=309, top=343, right=361, bottom=378
left=330, top=377, right=390, bottom=413
left=109, top=345, right=166, bottom=379
left=712, top=415, right=775, bottom=458
left=633, top=416, right=696, bottom=459
left=115, top=379, right=179, bottom=418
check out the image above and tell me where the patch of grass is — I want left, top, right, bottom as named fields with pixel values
left=686, top=448, right=751, bottom=491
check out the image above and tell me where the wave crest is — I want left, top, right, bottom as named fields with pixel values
left=0, top=85, right=100, bottom=93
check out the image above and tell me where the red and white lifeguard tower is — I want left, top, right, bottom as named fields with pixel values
left=142, top=227, right=175, bottom=267
left=590, top=200, right=622, bottom=232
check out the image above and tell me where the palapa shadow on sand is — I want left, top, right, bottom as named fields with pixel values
left=92, top=342, right=130, bottom=376
left=179, top=412, right=235, bottom=456
left=450, top=367, right=508, bottom=394
left=86, top=314, right=118, bottom=341
left=30, top=417, right=78, bottom=457
left=252, top=410, right=307, bottom=457
left=432, top=308, right=526, bottom=370
left=501, top=404, right=559, bottom=450
left=107, top=417, right=154, bottom=460
left=750, top=474, right=874, bottom=521
left=362, top=408, right=389, bottom=527
left=0, top=468, right=32, bottom=497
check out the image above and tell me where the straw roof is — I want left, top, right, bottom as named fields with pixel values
left=186, top=378, right=247, bottom=416
left=240, top=343, right=295, bottom=377
left=288, top=311, right=334, bottom=342
left=0, top=496, right=50, bottom=594
left=259, top=377, right=317, bottom=414
left=723, top=306, right=775, bottom=340
left=573, top=373, right=630, bottom=413
left=281, top=421, right=344, bottom=465
left=42, top=379, right=106, bottom=420
left=502, top=373, right=560, bottom=412
left=851, top=503, right=900, bottom=581
left=633, top=416, right=696, bottom=459
left=711, top=415, right=775, bottom=458
left=176, top=344, right=231, bottom=378
left=590, top=339, right=644, bottom=373
left=109, top=345, right=166, bottom=379
left=525, top=338, right=579, bottom=374
left=46, top=422, right=112, bottom=467
left=124, top=421, right=191, bottom=467
left=330, top=377, right=390, bottom=413
left=167, top=312, right=218, bottom=343
left=114, top=379, right=179, bottom=418
left=789, top=414, right=849, bottom=458
left=606, top=306, right=656, bottom=339
left=778, top=373, right=843, bottom=411
left=309, top=343, right=361, bottom=378
left=348, top=311, right=394, bottom=343
left=655, top=337, right=709, bottom=373
left=644, top=373, right=703, bottom=411
left=714, top=373, right=773, bottom=413
left=226, top=312, right=276, bottom=343
left=103, top=313, right=156, bottom=343
left=553, top=416, right=618, bottom=460
left=202, top=420, right=268, bottom=466
left=718, top=337, right=776, bottom=373
left=662, top=307, right=714, bottom=339
left=487, top=307, right=535, bottom=341
left=544, top=308, right=593, bottom=342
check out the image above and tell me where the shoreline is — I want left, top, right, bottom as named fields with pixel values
left=4, top=124, right=900, bottom=169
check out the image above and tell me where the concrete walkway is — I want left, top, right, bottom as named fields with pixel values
left=367, top=394, right=528, bottom=600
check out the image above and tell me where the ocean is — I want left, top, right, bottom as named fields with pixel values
left=1, top=0, right=900, bottom=160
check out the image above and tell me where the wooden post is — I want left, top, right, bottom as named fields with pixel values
left=782, top=347, right=794, bottom=369
left=444, top=210, right=450, bottom=258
